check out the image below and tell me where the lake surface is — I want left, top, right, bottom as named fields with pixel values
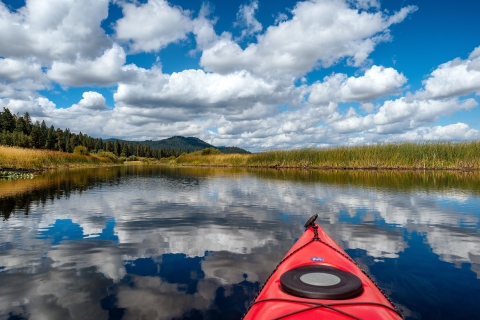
left=1, top=166, right=480, bottom=320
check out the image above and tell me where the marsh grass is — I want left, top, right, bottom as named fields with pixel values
left=0, top=146, right=120, bottom=170
left=175, top=153, right=251, bottom=166
left=176, top=142, right=480, bottom=169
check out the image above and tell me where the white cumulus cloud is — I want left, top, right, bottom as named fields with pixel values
left=416, top=46, right=480, bottom=99
left=75, top=92, right=109, bottom=111
left=393, top=123, right=480, bottom=141
left=199, top=0, right=417, bottom=77
left=115, top=0, right=194, bottom=53
left=114, top=68, right=299, bottom=123
left=0, top=57, right=49, bottom=95
left=331, top=97, right=477, bottom=134
left=0, top=0, right=111, bottom=63
left=47, top=44, right=139, bottom=87
left=309, top=65, right=407, bottom=104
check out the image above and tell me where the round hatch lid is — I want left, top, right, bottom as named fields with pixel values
left=280, top=265, right=363, bottom=300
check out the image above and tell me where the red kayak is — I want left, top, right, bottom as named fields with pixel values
left=243, top=215, right=403, bottom=320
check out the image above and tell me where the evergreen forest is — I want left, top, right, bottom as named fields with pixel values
left=0, top=108, right=249, bottom=158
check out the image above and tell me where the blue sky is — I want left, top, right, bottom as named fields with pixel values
left=1, top=0, right=479, bottom=151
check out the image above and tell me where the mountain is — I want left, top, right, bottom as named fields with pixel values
left=110, top=136, right=251, bottom=154
left=217, top=146, right=251, bottom=154
left=141, top=136, right=214, bottom=152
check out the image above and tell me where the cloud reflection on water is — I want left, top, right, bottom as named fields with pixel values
left=0, top=167, right=480, bottom=319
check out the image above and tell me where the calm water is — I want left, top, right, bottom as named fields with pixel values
left=1, top=166, right=480, bottom=319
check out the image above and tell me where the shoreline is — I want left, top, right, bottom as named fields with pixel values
left=168, top=163, right=480, bottom=172
left=0, top=163, right=125, bottom=173
left=2, top=161, right=480, bottom=174
left=2, top=141, right=480, bottom=174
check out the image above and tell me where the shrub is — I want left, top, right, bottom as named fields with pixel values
left=96, top=151, right=117, bottom=160
left=73, top=145, right=89, bottom=155
left=201, top=147, right=221, bottom=155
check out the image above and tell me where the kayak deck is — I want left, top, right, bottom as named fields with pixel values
left=244, top=215, right=403, bottom=320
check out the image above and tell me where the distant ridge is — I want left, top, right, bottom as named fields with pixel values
left=108, top=136, right=251, bottom=154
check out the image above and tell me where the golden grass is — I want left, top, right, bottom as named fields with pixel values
left=0, top=146, right=120, bottom=170
left=175, top=141, right=480, bottom=170
left=175, top=153, right=251, bottom=166
left=3, top=141, right=480, bottom=171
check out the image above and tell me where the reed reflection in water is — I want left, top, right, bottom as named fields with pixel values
left=1, top=166, right=480, bottom=319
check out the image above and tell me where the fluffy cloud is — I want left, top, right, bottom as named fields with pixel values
left=0, top=58, right=46, bottom=84
left=309, top=65, right=407, bottom=104
left=114, top=68, right=299, bottom=123
left=115, top=0, right=194, bottom=53
left=392, top=123, right=480, bottom=141
left=0, top=0, right=111, bottom=63
left=0, top=58, right=49, bottom=96
left=331, top=97, right=477, bottom=134
left=235, top=0, right=262, bottom=40
left=199, top=0, right=417, bottom=77
left=47, top=44, right=139, bottom=87
left=0, top=96, right=56, bottom=118
left=416, top=46, right=480, bottom=99
left=74, top=92, right=109, bottom=111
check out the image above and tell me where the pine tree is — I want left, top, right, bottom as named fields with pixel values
left=135, top=144, right=141, bottom=157
left=105, top=140, right=113, bottom=152
left=40, top=120, right=48, bottom=142
left=70, top=134, right=79, bottom=150
left=64, top=129, right=71, bottom=152
left=113, top=139, right=120, bottom=156
left=45, top=125, right=56, bottom=149
left=30, top=121, right=46, bottom=148
left=128, top=143, right=134, bottom=156
left=23, top=112, right=32, bottom=135
left=0, top=108, right=16, bottom=132
left=55, top=128, right=65, bottom=151
left=14, top=116, right=28, bottom=134
left=121, top=142, right=128, bottom=156
left=95, top=138, right=103, bottom=152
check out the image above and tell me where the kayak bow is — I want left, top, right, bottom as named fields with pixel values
left=243, top=214, right=403, bottom=320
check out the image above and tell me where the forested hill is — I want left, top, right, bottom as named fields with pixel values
left=112, top=136, right=251, bottom=154
left=141, top=136, right=214, bottom=152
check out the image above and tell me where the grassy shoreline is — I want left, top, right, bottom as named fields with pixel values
left=0, top=146, right=121, bottom=172
left=2, top=141, right=480, bottom=172
left=174, top=142, right=480, bottom=170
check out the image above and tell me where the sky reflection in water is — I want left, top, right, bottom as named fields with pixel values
left=1, top=166, right=480, bottom=319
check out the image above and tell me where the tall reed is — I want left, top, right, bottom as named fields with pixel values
left=0, top=146, right=120, bottom=170
left=175, top=142, right=480, bottom=169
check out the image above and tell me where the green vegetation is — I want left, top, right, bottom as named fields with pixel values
left=0, top=108, right=249, bottom=159
left=0, top=107, right=166, bottom=159
left=217, top=146, right=251, bottom=154
left=201, top=147, right=222, bottom=155
left=73, top=145, right=89, bottom=155
left=132, top=136, right=215, bottom=153
left=175, top=142, right=480, bottom=170
left=111, top=136, right=250, bottom=155
left=0, top=171, right=34, bottom=180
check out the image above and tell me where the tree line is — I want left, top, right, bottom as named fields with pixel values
left=0, top=107, right=179, bottom=159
